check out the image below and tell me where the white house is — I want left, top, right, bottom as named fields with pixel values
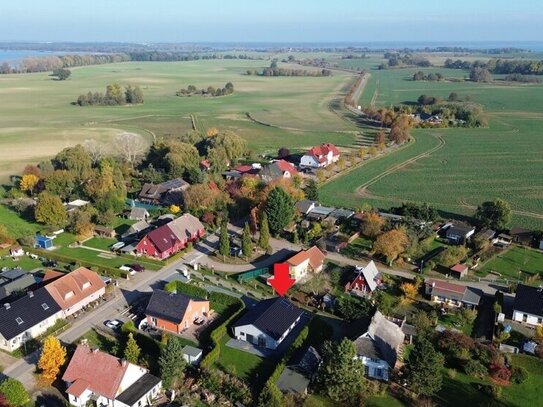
left=445, top=223, right=475, bottom=244
left=0, top=288, right=62, bottom=352
left=232, top=297, right=304, bottom=350
left=513, top=284, right=543, bottom=326
left=285, top=246, right=326, bottom=282
left=300, top=144, right=340, bottom=169
left=63, top=345, right=162, bottom=407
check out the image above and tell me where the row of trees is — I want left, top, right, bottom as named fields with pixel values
left=379, top=53, right=431, bottom=69
left=247, top=60, right=332, bottom=77
left=445, top=57, right=543, bottom=75
left=76, top=83, right=144, bottom=106
left=412, top=71, right=444, bottom=81
left=176, top=82, right=234, bottom=97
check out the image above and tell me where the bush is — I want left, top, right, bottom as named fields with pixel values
left=510, top=366, right=528, bottom=384
left=0, top=378, right=30, bottom=407
left=464, top=360, right=487, bottom=378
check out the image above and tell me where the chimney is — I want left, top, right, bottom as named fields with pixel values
left=121, top=359, right=127, bottom=367
left=28, top=291, right=34, bottom=298
left=92, top=348, right=99, bottom=354
left=4, top=303, right=10, bottom=310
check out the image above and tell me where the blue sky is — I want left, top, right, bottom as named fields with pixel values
left=0, top=0, right=541, bottom=43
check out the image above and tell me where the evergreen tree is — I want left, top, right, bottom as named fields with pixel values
left=159, top=337, right=186, bottom=389
left=303, top=178, right=319, bottom=201
left=316, top=338, right=364, bottom=404
left=124, top=332, right=141, bottom=364
left=405, top=338, right=444, bottom=397
left=258, top=212, right=270, bottom=249
left=241, top=222, right=252, bottom=258
left=265, top=186, right=294, bottom=236
left=219, top=220, right=230, bottom=258
left=37, top=336, right=67, bottom=385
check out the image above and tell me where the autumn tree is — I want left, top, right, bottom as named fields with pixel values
left=83, top=139, right=106, bottom=164
left=184, top=183, right=229, bottom=213
left=265, top=186, right=294, bottom=236
left=534, top=326, right=543, bottom=343
left=38, top=336, right=67, bottom=385
left=159, top=337, right=186, bottom=389
left=0, top=379, right=30, bottom=407
left=169, top=204, right=180, bottom=214
left=242, top=222, right=253, bottom=258
left=438, top=245, right=469, bottom=267
left=373, top=228, right=409, bottom=265
left=53, top=144, right=92, bottom=185
left=259, top=212, right=270, bottom=249
left=277, top=147, right=290, bottom=159
left=44, top=169, right=75, bottom=201
left=124, top=332, right=141, bottom=364
left=401, top=282, right=418, bottom=303
left=69, top=207, right=95, bottom=238
left=362, top=212, right=385, bottom=238
left=35, top=192, right=68, bottom=228
left=19, top=174, right=39, bottom=195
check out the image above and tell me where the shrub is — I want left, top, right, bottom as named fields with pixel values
left=510, top=366, right=528, bottom=384
left=0, top=378, right=30, bottom=407
left=464, top=360, right=487, bottom=378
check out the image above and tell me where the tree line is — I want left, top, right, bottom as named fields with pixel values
left=379, top=52, right=432, bottom=69
left=75, top=84, right=144, bottom=106
left=412, top=71, right=444, bottom=81
left=445, top=58, right=543, bottom=75
left=415, top=93, right=486, bottom=127
left=176, top=82, right=234, bottom=97
left=247, top=60, right=332, bottom=77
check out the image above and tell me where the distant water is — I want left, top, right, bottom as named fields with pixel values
left=0, top=49, right=75, bottom=63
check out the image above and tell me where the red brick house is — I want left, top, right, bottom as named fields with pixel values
left=135, top=213, right=205, bottom=259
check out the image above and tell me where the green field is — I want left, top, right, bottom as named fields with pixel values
left=320, top=64, right=543, bottom=228
left=0, top=59, right=360, bottom=180
left=479, top=246, right=543, bottom=280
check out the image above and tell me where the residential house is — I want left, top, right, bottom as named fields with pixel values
left=350, top=212, right=365, bottom=229
left=94, top=226, right=116, bottom=239
left=445, top=223, right=475, bottom=244
left=345, top=261, right=381, bottom=297
left=295, top=200, right=317, bottom=216
left=493, top=233, right=513, bottom=247
left=138, top=177, right=190, bottom=205
left=44, top=267, right=106, bottom=317
left=145, top=290, right=209, bottom=334
left=306, top=206, right=335, bottom=221
left=0, top=271, right=37, bottom=302
left=321, top=233, right=348, bottom=253
left=232, top=297, right=304, bottom=350
left=259, top=160, right=298, bottom=183
left=510, top=227, right=534, bottom=247
left=126, top=207, right=150, bottom=221
left=276, top=346, right=321, bottom=394
left=222, top=164, right=260, bottom=180
left=450, top=264, right=469, bottom=279
left=300, top=143, right=340, bottom=168
left=512, top=284, right=543, bottom=326
left=35, top=235, right=54, bottom=249
left=135, top=213, right=205, bottom=259
left=182, top=345, right=203, bottom=365
left=120, top=220, right=153, bottom=241
left=425, top=279, right=482, bottom=309
left=285, top=246, right=326, bottom=282
left=354, top=311, right=405, bottom=381
left=9, top=246, right=24, bottom=257
left=63, top=345, right=162, bottom=407
left=0, top=288, right=62, bottom=352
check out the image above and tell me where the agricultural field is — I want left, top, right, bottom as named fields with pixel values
left=321, top=64, right=543, bottom=229
left=0, top=58, right=361, bottom=180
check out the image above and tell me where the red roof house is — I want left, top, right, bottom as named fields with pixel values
left=300, top=143, right=340, bottom=169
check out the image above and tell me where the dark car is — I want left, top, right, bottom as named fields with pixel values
left=129, top=263, right=145, bottom=272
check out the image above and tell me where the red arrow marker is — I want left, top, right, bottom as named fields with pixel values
left=269, top=263, right=295, bottom=296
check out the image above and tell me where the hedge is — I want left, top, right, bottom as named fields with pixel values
left=164, top=280, right=240, bottom=308
left=28, top=248, right=129, bottom=278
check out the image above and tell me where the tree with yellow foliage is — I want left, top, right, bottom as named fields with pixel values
left=169, top=204, right=181, bottom=214
left=535, top=325, right=543, bottom=343
left=38, top=336, right=67, bottom=385
left=373, top=227, right=409, bottom=265
left=207, top=127, right=219, bottom=137
left=19, top=174, right=39, bottom=195
left=400, top=282, right=418, bottom=303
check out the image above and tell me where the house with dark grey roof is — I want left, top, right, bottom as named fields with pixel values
left=276, top=346, right=321, bottom=394
left=295, top=200, right=317, bottom=215
left=145, top=290, right=209, bottom=334
left=115, top=373, right=162, bottom=407
left=0, top=273, right=37, bottom=302
left=513, top=284, right=543, bottom=326
left=0, top=288, right=62, bottom=352
left=354, top=311, right=405, bottom=381
left=138, top=177, right=190, bottom=205
left=425, top=279, right=482, bottom=309
left=232, top=297, right=304, bottom=350
left=445, top=223, right=475, bottom=244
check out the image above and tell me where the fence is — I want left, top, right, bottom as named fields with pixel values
left=235, top=267, right=269, bottom=283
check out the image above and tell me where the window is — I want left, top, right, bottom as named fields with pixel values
left=538, top=318, right=543, bottom=324
left=523, top=314, right=528, bottom=322
left=15, top=317, right=24, bottom=325
left=42, top=303, right=49, bottom=311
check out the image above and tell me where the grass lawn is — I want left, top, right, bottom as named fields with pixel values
left=214, top=335, right=276, bottom=382
left=340, top=236, right=373, bottom=259
left=0, top=252, right=43, bottom=271
left=367, top=394, right=406, bottom=407
left=503, top=354, right=543, bottom=406
left=479, top=246, right=543, bottom=281
left=0, top=204, right=41, bottom=238
left=82, top=237, right=117, bottom=251
left=439, top=311, right=474, bottom=336
left=78, top=329, right=118, bottom=354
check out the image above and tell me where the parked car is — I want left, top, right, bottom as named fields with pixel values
left=119, top=265, right=136, bottom=275
left=104, top=319, right=122, bottom=330
left=129, top=263, right=145, bottom=272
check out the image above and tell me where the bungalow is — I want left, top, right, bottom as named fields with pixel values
left=260, top=160, right=298, bottom=183
left=135, top=213, right=205, bottom=259
left=450, top=264, right=469, bottom=279
left=232, top=297, right=304, bottom=350
left=94, top=226, right=116, bottom=239
left=445, top=223, right=475, bottom=244
left=44, top=267, right=106, bottom=318
left=295, top=200, right=317, bottom=216
left=0, top=288, right=62, bottom=352
left=300, top=143, right=340, bottom=169
left=276, top=346, right=321, bottom=395
left=63, top=345, right=162, bottom=407
left=145, top=290, right=209, bottom=334
left=286, top=246, right=326, bottom=282
left=425, top=279, right=482, bottom=309
left=512, top=284, right=543, bottom=326
left=345, top=261, right=381, bottom=297
left=138, top=177, right=190, bottom=205
left=354, top=311, right=405, bottom=382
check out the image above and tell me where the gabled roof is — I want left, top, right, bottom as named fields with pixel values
left=233, top=297, right=304, bottom=340
left=361, top=261, right=380, bottom=292
left=182, top=345, right=203, bottom=357
left=354, top=336, right=381, bottom=360
left=450, top=264, right=468, bottom=273
left=295, top=200, right=317, bottom=215
left=276, top=346, right=320, bottom=394
left=446, top=223, right=475, bottom=236
left=139, top=178, right=189, bottom=200
left=166, top=213, right=205, bottom=241
left=0, top=274, right=37, bottom=302
left=144, top=225, right=179, bottom=253
left=306, top=143, right=339, bottom=158
left=0, top=268, right=26, bottom=281
left=129, top=207, right=149, bottom=219
left=145, top=290, right=208, bottom=324
left=426, top=279, right=482, bottom=305
left=287, top=246, right=325, bottom=269
left=367, top=310, right=405, bottom=367
left=122, top=220, right=152, bottom=238
left=41, top=270, right=66, bottom=284
left=44, top=267, right=106, bottom=311
left=514, top=284, right=543, bottom=317
left=0, top=288, right=61, bottom=341
left=115, top=373, right=161, bottom=406
left=63, top=345, right=131, bottom=400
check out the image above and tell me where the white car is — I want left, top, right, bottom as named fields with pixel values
left=104, top=319, right=122, bottom=330
left=119, top=265, right=136, bottom=275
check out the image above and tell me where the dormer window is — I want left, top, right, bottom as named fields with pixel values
left=82, top=282, right=91, bottom=289
left=65, top=291, right=74, bottom=299
left=16, top=317, right=24, bottom=325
